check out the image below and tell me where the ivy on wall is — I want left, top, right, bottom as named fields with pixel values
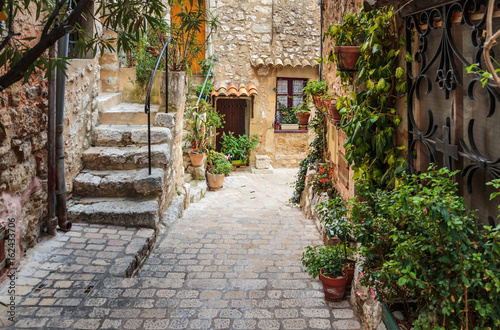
left=325, top=7, right=407, bottom=188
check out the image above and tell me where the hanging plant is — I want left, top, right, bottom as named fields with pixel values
left=334, top=6, right=407, bottom=188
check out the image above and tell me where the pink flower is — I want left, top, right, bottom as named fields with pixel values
left=356, top=291, right=361, bottom=296
left=282, top=111, right=286, bottom=115
left=370, top=287, right=377, bottom=298
left=423, top=208, right=428, bottom=214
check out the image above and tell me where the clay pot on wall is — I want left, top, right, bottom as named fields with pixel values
left=344, top=258, right=357, bottom=290
left=189, top=151, right=205, bottom=167
left=334, top=46, right=361, bottom=71
left=319, top=269, right=348, bottom=302
left=328, top=102, right=342, bottom=123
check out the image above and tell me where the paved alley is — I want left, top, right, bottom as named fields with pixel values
left=4, top=169, right=361, bottom=329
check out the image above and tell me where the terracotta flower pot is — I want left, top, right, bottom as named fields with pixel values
left=206, top=173, right=224, bottom=191
left=328, top=103, right=342, bottom=123
left=334, top=46, right=361, bottom=71
left=344, top=258, right=357, bottom=290
left=313, top=95, right=324, bottom=109
left=189, top=151, right=205, bottom=167
left=297, top=112, right=311, bottom=125
left=319, top=269, right=348, bottom=302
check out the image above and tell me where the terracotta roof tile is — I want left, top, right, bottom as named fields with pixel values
left=250, top=57, right=319, bottom=69
left=211, top=81, right=258, bottom=98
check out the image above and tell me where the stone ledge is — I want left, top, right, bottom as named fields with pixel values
left=250, top=165, right=274, bottom=174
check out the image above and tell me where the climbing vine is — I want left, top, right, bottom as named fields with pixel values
left=325, top=7, right=407, bottom=188
left=291, top=113, right=326, bottom=204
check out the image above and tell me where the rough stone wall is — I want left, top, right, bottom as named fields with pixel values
left=272, top=132, right=308, bottom=168
left=209, top=0, right=321, bottom=166
left=0, top=9, right=49, bottom=260
left=0, top=10, right=101, bottom=263
left=63, top=59, right=101, bottom=194
left=99, top=30, right=120, bottom=93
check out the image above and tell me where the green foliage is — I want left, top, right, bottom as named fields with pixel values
left=349, top=166, right=500, bottom=328
left=184, top=99, right=224, bottom=153
left=302, top=80, right=328, bottom=97
left=132, top=22, right=167, bottom=89
left=206, top=150, right=232, bottom=175
left=290, top=113, right=326, bottom=204
left=294, top=102, right=311, bottom=115
left=220, top=132, right=260, bottom=162
left=466, top=57, right=500, bottom=88
left=305, top=163, right=336, bottom=198
left=332, top=7, right=407, bottom=189
left=198, top=54, right=218, bottom=73
left=167, top=2, right=219, bottom=72
left=278, top=103, right=298, bottom=124
left=195, top=79, right=214, bottom=100
left=324, top=11, right=367, bottom=47
left=301, top=244, right=345, bottom=279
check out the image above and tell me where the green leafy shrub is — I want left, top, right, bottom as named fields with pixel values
left=301, top=244, right=345, bottom=279
left=206, top=150, right=232, bottom=175
left=303, top=80, right=328, bottom=97
left=184, top=99, right=224, bottom=153
left=220, top=132, right=260, bottom=162
left=350, top=167, right=500, bottom=328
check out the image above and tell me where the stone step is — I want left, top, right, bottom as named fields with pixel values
left=92, top=125, right=173, bottom=147
left=100, top=103, right=159, bottom=125
left=73, top=168, right=164, bottom=197
left=68, top=197, right=159, bottom=228
left=183, top=173, right=193, bottom=183
left=189, top=180, right=207, bottom=204
left=82, top=144, right=170, bottom=170
left=96, top=92, right=123, bottom=113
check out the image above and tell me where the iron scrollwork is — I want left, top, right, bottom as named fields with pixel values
left=405, top=0, right=500, bottom=197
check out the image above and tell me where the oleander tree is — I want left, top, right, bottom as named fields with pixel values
left=0, top=0, right=204, bottom=93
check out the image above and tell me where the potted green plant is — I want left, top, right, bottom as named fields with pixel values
left=303, top=80, right=328, bottom=108
left=278, top=103, right=299, bottom=130
left=185, top=99, right=224, bottom=167
left=295, top=103, right=311, bottom=125
left=205, top=150, right=232, bottom=191
left=324, top=11, right=366, bottom=71
left=220, top=132, right=260, bottom=166
left=317, top=197, right=356, bottom=289
left=301, top=244, right=348, bottom=302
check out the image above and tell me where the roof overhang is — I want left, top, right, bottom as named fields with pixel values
left=211, top=82, right=258, bottom=98
left=250, top=57, right=319, bottom=69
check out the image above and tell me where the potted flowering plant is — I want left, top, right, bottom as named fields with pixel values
left=303, top=80, right=328, bottom=108
left=206, top=150, right=232, bottom=191
left=305, top=162, right=336, bottom=197
left=278, top=103, right=299, bottom=130
left=302, top=244, right=348, bottom=302
left=220, top=132, right=260, bottom=166
left=184, top=99, right=224, bottom=167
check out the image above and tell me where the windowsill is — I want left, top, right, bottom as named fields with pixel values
left=274, top=130, right=308, bottom=134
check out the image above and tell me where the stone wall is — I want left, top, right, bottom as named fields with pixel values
left=208, top=0, right=321, bottom=167
left=0, top=11, right=101, bottom=264
left=63, top=59, right=101, bottom=194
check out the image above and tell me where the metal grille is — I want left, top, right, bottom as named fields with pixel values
left=405, top=0, right=500, bottom=225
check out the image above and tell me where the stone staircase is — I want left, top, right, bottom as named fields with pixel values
left=67, top=92, right=175, bottom=229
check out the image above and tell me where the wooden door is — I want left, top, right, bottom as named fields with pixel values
left=216, top=99, right=247, bottom=151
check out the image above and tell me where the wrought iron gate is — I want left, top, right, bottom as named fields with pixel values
left=404, top=0, right=500, bottom=225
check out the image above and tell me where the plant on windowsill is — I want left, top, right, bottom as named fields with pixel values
left=205, top=150, right=232, bottom=191
left=185, top=99, right=225, bottom=167
left=278, top=103, right=299, bottom=130
left=295, top=103, right=311, bottom=125
left=301, top=244, right=348, bottom=302
left=220, top=132, right=260, bottom=166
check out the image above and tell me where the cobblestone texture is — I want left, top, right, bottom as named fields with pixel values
left=2, top=169, right=361, bottom=329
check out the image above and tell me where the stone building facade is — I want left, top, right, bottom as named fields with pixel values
left=207, top=0, right=322, bottom=167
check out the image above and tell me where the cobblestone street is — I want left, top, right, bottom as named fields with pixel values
left=3, top=169, right=361, bottom=329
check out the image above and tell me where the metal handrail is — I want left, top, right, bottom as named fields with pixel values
left=145, top=37, right=172, bottom=175
left=196, top=60, right=215, bottom=107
